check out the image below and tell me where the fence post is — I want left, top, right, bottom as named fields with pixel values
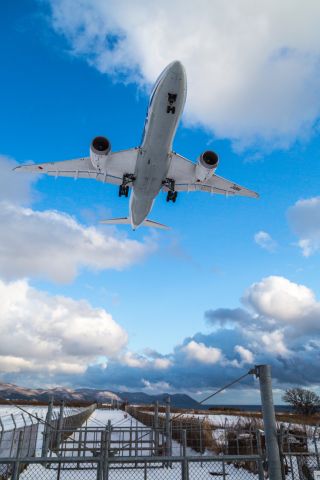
left=254, top=364, right=282, bottom=480
left=56, top=400, right=65, bottom=449
left=154, top=401, right=159, bottom=455
left=256, top=429, right=265, bottom=480
left=165, top=396, right=172, bottom=457
left=313, top=426, right=320, bottom=469
left=12, top=430, right=23, bottom=480
left=182, top=429, right=188, bottom=480
left=0, top=417, right=3, bottom=448
left=42, top=396, right=53, bottom=457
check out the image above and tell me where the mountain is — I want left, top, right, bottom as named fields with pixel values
left=0, top=383, right=200, bottom=408
left=0, top=383, right=120, bottom=403
left=117, top=392, right=200, bottom=408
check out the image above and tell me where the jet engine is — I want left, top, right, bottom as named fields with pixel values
left=195, top=150, right=219, bottom=182
left=90, top=136, right=111, bottom=170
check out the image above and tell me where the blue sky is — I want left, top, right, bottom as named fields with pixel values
left=1, top=0, right=320, bottom=403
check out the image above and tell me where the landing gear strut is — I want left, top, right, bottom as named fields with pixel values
left=163, top=178, right=178, bottom=203
left=119, top=173, right=135, bottom=198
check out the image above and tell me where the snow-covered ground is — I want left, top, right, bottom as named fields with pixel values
left=1, top=407, right=318, bottom=479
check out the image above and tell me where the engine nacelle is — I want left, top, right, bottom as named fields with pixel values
left=90, top=136, right=111, bottom=170
left=195, top=150, right=219, bottom=182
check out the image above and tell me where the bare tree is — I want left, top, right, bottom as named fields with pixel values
left=282, top=388, right=320, bottom=415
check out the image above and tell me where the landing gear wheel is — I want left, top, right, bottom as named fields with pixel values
left=166, top=191, right=178, bottom=202
left=125, top=186, right=129, bottom=197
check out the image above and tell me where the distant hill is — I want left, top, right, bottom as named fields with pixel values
left=117, top=391, right=200, bottom=408
left=0, top=383, right=120, bottom=403
left=0, top=383, right=200, bottom=408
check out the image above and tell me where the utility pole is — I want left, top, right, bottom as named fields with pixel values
left=254, top=365, right=282, bottom=480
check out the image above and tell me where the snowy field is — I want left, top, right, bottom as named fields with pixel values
left=15, top=408, right=262, bottom=480
left=1, top=407, right=317, bottom=479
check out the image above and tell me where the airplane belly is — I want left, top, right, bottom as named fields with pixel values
left=130, top=191, right=154, bottom=227
left=134, top=148, right=169, bottom=197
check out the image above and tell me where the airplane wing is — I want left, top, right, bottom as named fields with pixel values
left=167, top=153, right=259, bottom=198
left=14, top=148, right=138, bottom=186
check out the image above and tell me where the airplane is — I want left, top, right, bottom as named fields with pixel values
left=15, top=60, right=258, bottom=230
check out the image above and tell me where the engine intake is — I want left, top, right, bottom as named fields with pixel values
left=90, top=136, right=111, bottom=170
left=195, top=150, right=219, bottom=181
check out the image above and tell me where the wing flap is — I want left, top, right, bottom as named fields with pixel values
left=169, top=152, right=259, bottom=198
left=14, top=148, right=139, bottom=186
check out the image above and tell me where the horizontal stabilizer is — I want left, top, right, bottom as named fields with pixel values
left=100, top=217, right=169, bottom=230
left=100, top=217, right=131, bottom=226
left=143, top=219, right=170, bottom=230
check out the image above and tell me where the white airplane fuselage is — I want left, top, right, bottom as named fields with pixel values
left=130, top=61, right=187, bottom=229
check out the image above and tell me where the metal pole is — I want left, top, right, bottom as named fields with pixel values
left=165, top=397, right=172, bottom=457
left=12, top=430, right=23, bottom=480
left=182, top=429, right=188, bottom=480
left=256, top=429, right=265, bottom=480
left=154, top=401, right=159, bottom=455
left=255, top=364, right=282, bottom=480
left=42, top=396, right=53, bottom=457
left=56, top=400, right=65, bottom=449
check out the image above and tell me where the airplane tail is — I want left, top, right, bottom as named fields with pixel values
left=100, top=217, right=169, bottom=230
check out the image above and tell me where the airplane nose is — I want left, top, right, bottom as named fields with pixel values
left=170, top=60, right=185, bottom=76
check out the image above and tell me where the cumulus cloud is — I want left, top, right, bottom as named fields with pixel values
left=121, top=351, right=172, bottom=370
left=0, top=155, right=37, bottom=205
left=0, top=202, right=154, bottom=283
left=73, top=275, right=320, bottom=394
left=47, top=0, right=320, bottom=149
left=234, top=345, right=254, bottom=365
left=243, top=275, right=316, bottom=324
left=4, top=274, right=320, bottom=393
left=254, top=231, right=277, bottom=252
left=0, top=278, right=128, bottom=376
left=288, top=197, right=320, bottom=256
left=260, top=330, right=290, bottom=356
left=205, top=307, right=252, bottom=328
left=183, top=341, right=222, bottom=364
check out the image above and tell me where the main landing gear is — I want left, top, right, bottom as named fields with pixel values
left=166, top=190, right=178, bottom=203
left=119, top=173, right=136, bottom=198
left=119, top=185, right=129, bottom=197
left=163, top=178, right=178, bottom=203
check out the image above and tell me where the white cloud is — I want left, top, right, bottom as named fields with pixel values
left=0, top=278, right=128, bottom=375
left=261, top=330, right=289, bottom=356
left=0, top=155, right=36, bottom=205
left=254, top=231, right=277, bottom=252
left=0, top=202, right=155, bottom=283
left=121, top=352, right=172, bottom=370
left=234, top=345, right=254, bottom=365
left=121, top=352, right=148, bottom=368
left=48, top=0, right=320, bottom=149
left=288, top=197, right=320, bottom=256
left=243, top=275, right=316, bottom=323
left=183, top=341, right=222, bottom=364
left=142, top=379, right=171, bottom=393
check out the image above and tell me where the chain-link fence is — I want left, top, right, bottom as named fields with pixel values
left=0, top=455, right=264, bottom=480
